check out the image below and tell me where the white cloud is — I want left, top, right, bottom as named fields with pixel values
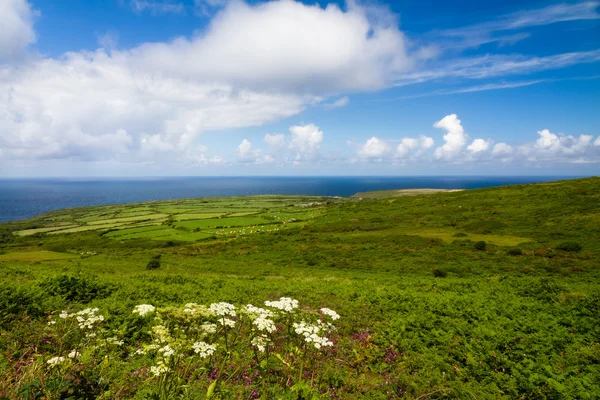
left=237, top=138, right=260, bottom=163
left=358, top=137, right=390, bottom=159
left=396, top=136, right=434, bottom=157
left=524, top=129, right=595, bottom=158
left=264, top=133, right=286, bottom=151
left=131, top=0, right=185, bottom=15
left=0, top=0, right=36, bottom=60
left=595, top=136, right=600, bottom=146
left=288, top=124, right=324, bottom=163
left=492, top=142, right=513, bottom=156
left=433, top=114, right=468, bottom=160
left=1, top=0, right=415, bottom=168
left=324, top=96, right=350, bottom=110
left=467, top=138, right=491, bottom=153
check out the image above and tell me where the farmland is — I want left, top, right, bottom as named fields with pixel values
left=0, top=178, right=599, bottom=399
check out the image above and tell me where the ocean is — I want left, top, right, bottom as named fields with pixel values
left=0, top=176, right=580, bottom=222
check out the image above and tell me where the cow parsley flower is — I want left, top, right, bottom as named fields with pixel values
left=209, top=302, right=236, bottom=317
left=192, top=341, right=216, bottom=358
left=150, top=363, right=170, bottom=376
left=133, top=304, right=155, bottom=316
left=47, top=356, right=65, bottom=367
left=253, top=315, right=277, bottom=333
left=251, top=335, right=270, bottom=353
left=200, top=323, right=217, bottom=334
left=265, top=297, right=298, bottom=312
left=107, top=337, right=124, bottom=346
left=293, top=321, right=333, bottom=350
left=219, top=317, right=236, bottom=328
left=320, top=308, right=340, bottom=320
left=68, top=350, right=81, bottom=359
left=157, top=345, right=175, bottom=358
left=59, top=311, right=70, bottom=319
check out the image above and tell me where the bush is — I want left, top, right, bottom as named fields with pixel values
left=555, top=241, right=582, bottom=252
left=39, top=274, right=116, bottom=303
left=506, top=248, right=523, bottom=256
left=433, top=268, right=447, bottom=278
left=474, top=241, right=487, bottom=251
left=146, top=254, right=162, bottom=270
left=453, top=232, right=468, bottom=238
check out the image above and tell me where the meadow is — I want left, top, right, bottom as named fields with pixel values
left=0, top=178, right=599, bottom=399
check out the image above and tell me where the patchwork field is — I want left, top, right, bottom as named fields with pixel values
left=0, top=178, right=599, bottom=399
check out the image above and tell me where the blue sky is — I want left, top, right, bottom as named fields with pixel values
left=1, top=0, right=599, bottom=176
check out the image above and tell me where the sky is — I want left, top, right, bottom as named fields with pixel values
left=0, top=0, right=599, bottom=177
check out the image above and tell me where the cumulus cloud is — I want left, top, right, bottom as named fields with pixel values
left=396, top=136, right=434, bottom=157
left=467, top=138, right=491, bottom=153
left=0, top=0, right=36, bottom=60
left=1, top=0, right=414, bottom=168
left=358, top=137, right=390, bottom=159
left=520, top=129, right=596, bottom=160
left=492, top=142, right=513, bottom=157
left=288, top=124, right=324, bottom=163
left=264, top=133, right=286, bottom=151
left=237, top=139, right=261, bottom=163
left=433, top=114, right=468, bottom=160
left=595, top=136, right=600, bottom=146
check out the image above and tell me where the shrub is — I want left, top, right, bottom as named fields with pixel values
left=474, top=241, right=487, bottom=251
left=555, top=241, right=582, bottom=252
left=507, top=248, right=523, bottom=256
left=453, top=232, right=468, bottom=238
left=433, top=268, right=447, bottom=278
left=146, top=254, right=162, bottom=270
left=39, top=274, right=115, bottom=303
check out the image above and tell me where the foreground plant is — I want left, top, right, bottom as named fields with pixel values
left=31, top=298, right=340, bottom=399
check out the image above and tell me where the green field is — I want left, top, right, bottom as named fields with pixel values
left=0, top=178, right=599, bottom=399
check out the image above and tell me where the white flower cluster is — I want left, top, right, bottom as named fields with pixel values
left=47, top=356, right=65, bottom=367
left=293, top=321, right=334, bottom=350
left=157, top=345, right=175, bottom=358
left=219, top=318, right=236, bottom=328
left=132, top=304, right=156, bottom=316
left=209, top=302, right=236, bottom=317
left=254, top=315, right=277, bottom=333
left=74, top=308, right=105, bottom=330
left=265, top=297, right=299, bottom=312
left=244, top=304, right=277, bottom=333
left=150, top=363, right=170, bottom=377
left=68, top=350, right=81, bottom=359
left=192, top=341, right=217, bottom=358
left=106, top=337, right=124, bottom=346
left=320, top=308, right=340, bottom=321
left=152, top=325, right=171, bottom=343
left=200, top=323, right=217, bottom=334
left=251, top=335, right=270, bottom=353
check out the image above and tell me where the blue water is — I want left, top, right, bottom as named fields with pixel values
left=0, top=176, right=580, bottom=222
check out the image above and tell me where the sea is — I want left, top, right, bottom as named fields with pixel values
left=0, top=176, right=581, bottom=222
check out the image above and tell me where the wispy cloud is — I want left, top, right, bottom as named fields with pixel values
left=431, top=1, right=600, bottom=50
left=130, top=0, right=184, bottom=15
left=323, top=96, right=350, bottom=110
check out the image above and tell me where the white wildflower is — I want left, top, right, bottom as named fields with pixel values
left=47, top=356, right=65, bottom=367
left=59, top=311, right=70, bottom=319
left=150, top=363, right=170, bottom=376
left=200, top=323, right=217, bottom=334
left=134, top=348, right=146, bottom=355
left=265, top=297, right=298, bottom=312
left=320, top=308, right=340, bottom=320
left=48, top=320, right=56, bottom=326
left=293, top=321, right=333, bottom=350
left=192, top=341, right=217, bottom=358
left=251, top=335, right=270, bottom=353
left=133, top=304, right=155, bottom=316
left=107, top=337, right=124, bottom=346
left=157, top=345, right=175, bottom=358
left=219, top=317, right=236, bottom=328
left=68, top=350, right=81, bottom=359
left=253, top=315, right=277, bottom=333
left=209, top=302, right=236, bottom=317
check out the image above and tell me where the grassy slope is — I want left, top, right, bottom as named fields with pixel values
left=0, top=177, right=599, bottom=398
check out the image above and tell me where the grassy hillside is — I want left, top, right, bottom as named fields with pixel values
left=0, top=177, right=599, bottom=399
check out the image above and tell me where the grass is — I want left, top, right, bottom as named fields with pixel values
left=0, top=178, right=599, bottom=398
left=0, top=250, right=79, bottom=261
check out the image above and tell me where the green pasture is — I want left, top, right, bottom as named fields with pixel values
left=0, top=179, right=599, bottom=398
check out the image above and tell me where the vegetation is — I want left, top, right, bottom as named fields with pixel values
left=0, top=177, right=599, bottom=399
